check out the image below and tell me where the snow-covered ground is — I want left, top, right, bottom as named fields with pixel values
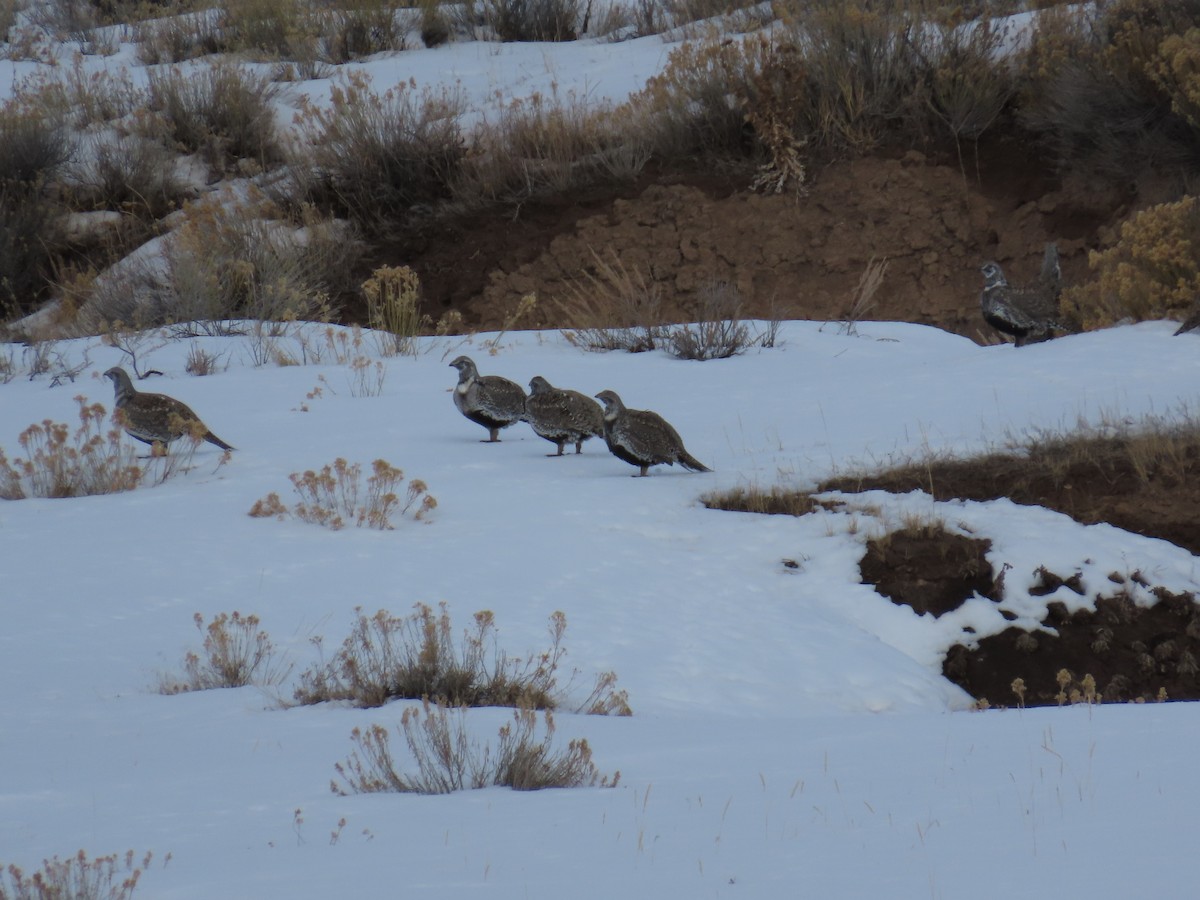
left=3, top=318, right=1199, bottom=898
left=2, top=5, right=1199, bottom=896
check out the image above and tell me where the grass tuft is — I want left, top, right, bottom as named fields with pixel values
left=332, top=701, right=618, bottom=795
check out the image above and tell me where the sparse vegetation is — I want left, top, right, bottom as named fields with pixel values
left=363, top=265, right=424, bottom=356
left=0, top=849, right=157, bottom=900
left=294, top=604, right=631, bottom=715
left=144, top=61, right=281, bottom=173
left=1063, top=195, right=1200, bottom=329
left=249, top=457, right=436, bottom=530
left=0, top=397, right=143, bottom=499
left=332, top=701, right=618, bottom=795
left=160, top=611, right=290, bottom=693
left=288, top=73, right=466, bottom=230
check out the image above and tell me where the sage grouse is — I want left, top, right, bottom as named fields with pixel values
left=448, top=355, right=527, bottom=442
left=593, top=389, right=711, bottom=477
left=979, top=243, right=1066, bottom=347
left=103, top=366, right=234, bottom=452
left=525, top=375, right=604, bottom=456
left=1174, top=303, right=1200, bottom=336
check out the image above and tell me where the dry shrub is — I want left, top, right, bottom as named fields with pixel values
left=141, top=190, right=353, bottom=327
left=333, top=702, right=618, bottom=795
left=784, top=0, right=923, bottom=154
left=1063, top=195, right=1200, bottom=329
left=144, top=61, right=281, bottom=173
left=631, top=34, right=772, bottom=161
left=0, top=397, right=142, bottom=499
left=1020, top=0, right=1200, bottom=176
left=249, top=457, right=436, bottom=530
left=315, top=0, right=407, bottom=63
left=0, top=849, right=156, bottom=900
left=294, top=604, right=631, bottom=714
left=468, top=0, right=581, bottom=41
left=913, top=11, right=1016, bottom=163
left=0, top=101, right=70, bottom=317
left=135, top=10, right=224, bottom=64
left=67, top=133, right=188, bottom=219
left=289, top=73, right=466, bottom=229
left=458, top=91, right=651, bottom=208
left=1149, top=26, right=1200, bottom=129
left=363, top=265, right=423, bottom=356
left=667, top=279, right=774, bottom=360
left=661, top=0, right=762, bottom=31
left=160, top=611, right=290, bottom=693
left=185, top=343, right=225, bottom=375
left=218, top=0, right=313, bottom=58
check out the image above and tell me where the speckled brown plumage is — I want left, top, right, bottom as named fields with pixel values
left=448, top=355, right=527, bottom=442
left=103, top=366, right=234, bottom=452
left=525, top=375, right=604, bottom=456
left=594, top=389, right=710, bottom=477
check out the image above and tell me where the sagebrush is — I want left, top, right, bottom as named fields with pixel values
left=294, top=603, right=632, bottom=715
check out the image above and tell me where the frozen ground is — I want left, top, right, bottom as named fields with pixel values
left=2, top=319, right=1199, bottom=897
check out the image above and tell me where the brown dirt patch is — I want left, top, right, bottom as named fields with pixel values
left=860, top=526, right=998, bottom=617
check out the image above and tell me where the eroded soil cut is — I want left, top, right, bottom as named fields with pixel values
left=364, top=142, right=1130, bottom=340
left=856, top=521, right=1200, bottom=707
left=943, top=581, right=1200, bottom=707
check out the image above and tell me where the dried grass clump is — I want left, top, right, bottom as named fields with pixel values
left=294, top=604, right=632, bottom=715
left=557, top=250, right=667, bottom=353
left=249, top=457, right=436, bottom=530
left=160, top=611, right=290, bottom=693
left=701, top=484, right=819, bottom=517
left=0, top=397, right=143, bottom=499
left=1063, top=195, right=1200, bottom=329
left=0, top=849, right=157, bottom=900
left=333, top=702, right=618, bottom=795
left=144, top=61, right=282, bottom=173
left=363, top=265, right=424, bottom=356
left=289, top=73, right=466, bottom=230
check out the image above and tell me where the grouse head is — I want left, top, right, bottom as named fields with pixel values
left=103, top=366, right=136, bottom=398
left=448, top=356, right=478, bottom=382
left=594, top=389, right=625, bottom=419
left=979, top=262, right=1007, bottom=289
left=529, top=375, right=553, bottom=395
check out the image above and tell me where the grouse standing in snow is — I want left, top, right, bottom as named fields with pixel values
left=593, top=389, right=710, bottom=477
left=525, top=375, right=604, bottom=456
left=103, top=366, right=235, bottom=452
left=979, top=243, right=1067, bottom=347
left=448, top=355, right=527, bottom=442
